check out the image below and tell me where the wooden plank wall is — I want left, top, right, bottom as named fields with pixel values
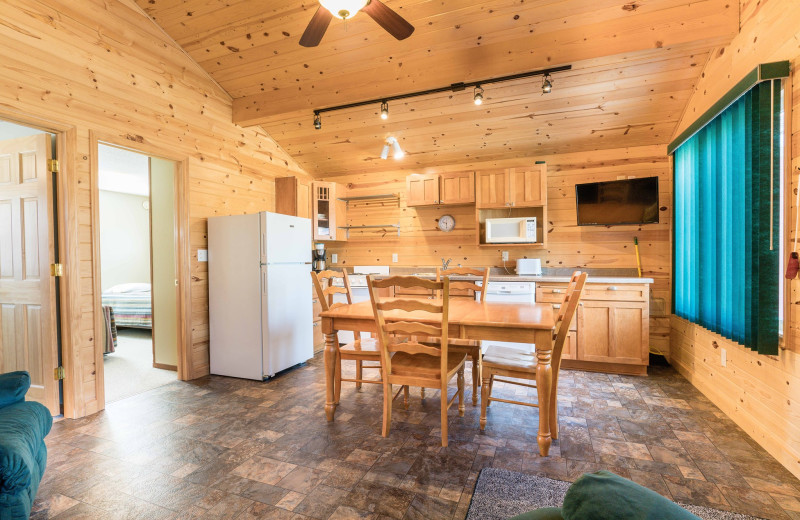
left=321, top=144, right=672, bottom=354
left=669, top=0, right=800, bottom=480
left=0, top=0, right=310, bottom=417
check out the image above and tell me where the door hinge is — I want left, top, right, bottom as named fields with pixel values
left=48, top=159, right=59, bottom=173
left=54, top=366, right=65, bottom=380
left=50, top=263, right=64, bottom=277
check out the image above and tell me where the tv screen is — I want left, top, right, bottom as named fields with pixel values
left=575, top=177, right=660, bottom=226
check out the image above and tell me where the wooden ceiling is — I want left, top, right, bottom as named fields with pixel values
left=136, top=0, right=739, bottom=177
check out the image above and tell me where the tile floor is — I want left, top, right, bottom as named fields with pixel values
left=32, top=355, right=800, bottom=519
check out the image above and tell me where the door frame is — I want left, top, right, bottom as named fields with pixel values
left=89, top=132, right=191, bottom=410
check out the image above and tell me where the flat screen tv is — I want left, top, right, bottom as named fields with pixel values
left=575, top=176, right=660, bottom=226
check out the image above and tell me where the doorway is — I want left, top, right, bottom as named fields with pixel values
left=97, top=144, right=179, bottom=403
left=0, top=120, right=61, bottom=415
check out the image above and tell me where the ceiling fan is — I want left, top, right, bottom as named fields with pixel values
left=299, top=0, right=415, bottom=47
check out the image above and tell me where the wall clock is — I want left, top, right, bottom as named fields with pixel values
left=438, top=215, right=455, bottom=232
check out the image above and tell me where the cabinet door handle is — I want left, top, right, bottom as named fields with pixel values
left=607, top=286, right=618, bottom=291
left=551, top=289, right=563, bottom=294
left=553, top=304, right=561, bottom=309
left=313, top=322, right=319, bottom=327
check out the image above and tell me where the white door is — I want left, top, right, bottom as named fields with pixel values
left=262, top=263, right=313, bottom=377
left=263, top=212, right=311, bottom=265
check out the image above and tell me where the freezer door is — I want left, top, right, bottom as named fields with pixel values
left=263, top=212, right=312, bottom=265
left=208, top=213, right=264, bottom=380
left=262, top=263, right=314, bottom=377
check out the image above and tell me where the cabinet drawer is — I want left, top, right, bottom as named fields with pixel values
left=313, top=319, right=324, bottom=349
left=582, top=284, right=647, bottom=302
left=394, top=286, right=434, bottom=297
left=536, top=284, right=568, bottom=303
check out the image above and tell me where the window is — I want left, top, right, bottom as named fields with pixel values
left=672, top=79, right=784, bottom=356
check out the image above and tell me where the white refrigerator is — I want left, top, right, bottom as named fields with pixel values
left=208, top=212, right=313, bottom=380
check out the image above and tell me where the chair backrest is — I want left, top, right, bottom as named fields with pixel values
left=435, top=266, right=490, bottom=302
left=311, top=270, right=352, bottom=312
left=553, top=271, right=587, bottom=362
left=367, top=276, right=450, bottom=378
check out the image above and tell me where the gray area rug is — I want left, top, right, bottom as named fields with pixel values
left=466, top=468, right=766, bottom=520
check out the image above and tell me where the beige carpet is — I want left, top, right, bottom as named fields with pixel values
left=103, top=328, right=176, bottom=403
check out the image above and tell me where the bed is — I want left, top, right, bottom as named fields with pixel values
left=101, top=283, right=153, bottom=328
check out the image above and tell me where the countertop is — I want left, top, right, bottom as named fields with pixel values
left=372, top=272, right=653, bottom=284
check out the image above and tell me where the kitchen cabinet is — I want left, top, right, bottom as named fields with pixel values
left=406, top=172, right=475, bottom=206
left=275, top=176, right=311, bottom=219
left=476, top=165, right=546, bottom=208
left=539, top=281, right=650, bottom=374
left=313, top=181, right=347, bottom=241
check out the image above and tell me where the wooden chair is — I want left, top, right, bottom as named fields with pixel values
left=480, top=271, right=587, bottom=439
left=430, top=266, right=490, bottom=406
left=367, top=275, right=466, bottom=447
left=312, top=270, right=382, bottom=401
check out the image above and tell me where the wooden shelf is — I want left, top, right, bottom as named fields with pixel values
left=338, top=223, right=400, bottom=239
left=337, top=193, right=398, bottom=202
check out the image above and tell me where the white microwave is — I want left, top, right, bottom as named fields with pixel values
left=485, top=217, right=537, bottom=244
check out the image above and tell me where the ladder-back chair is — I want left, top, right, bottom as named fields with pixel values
left=431, top=266, right=490, bottom=406
left=480, top=271, right=587, bottom=439
left=312, top=270, right=381, bottom=402
left=367, top=275, right=466, bottom=447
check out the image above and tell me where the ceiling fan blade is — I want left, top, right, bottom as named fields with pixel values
left=299, top=7, right=333, bottom=47
left=362, top=0, right=415, bottom=41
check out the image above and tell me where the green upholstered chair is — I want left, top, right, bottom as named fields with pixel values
left=510, top=470, right=701, bottom=520
left=0, top=371, right=53, bottom=520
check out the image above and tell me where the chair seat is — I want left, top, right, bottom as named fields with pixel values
left=339, top=338, right=381, bottom=357
left=483, top=345, right=538, bottom=372
left=391, top=351, right=467, bottom=378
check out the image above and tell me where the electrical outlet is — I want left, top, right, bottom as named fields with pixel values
left=198, top=249, right=208, bottom=262
left=720, top=348, right=727, bottom=367
left=392, top=253, right=398, bottom=263
left=331, top=253, right=338, bottom=264
left=501, top=251, right=509, bottom=262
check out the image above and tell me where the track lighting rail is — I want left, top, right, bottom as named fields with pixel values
left=312, top=64, right=571, bottom=119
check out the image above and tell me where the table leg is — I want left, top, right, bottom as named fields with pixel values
left=535, top=329, right=553, bottom=456
left=323, top=324, right=339, bottom=422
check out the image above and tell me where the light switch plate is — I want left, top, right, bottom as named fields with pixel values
left=720, top=348, right=727, bottom=367
left=392, top=253, right=399, bottom=263
left=198, top=249, right=208, bottom=262
left=331, top=253, right=338, bottom=264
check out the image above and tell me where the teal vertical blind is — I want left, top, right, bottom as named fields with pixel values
left=673, top=80, right=782, bottom=355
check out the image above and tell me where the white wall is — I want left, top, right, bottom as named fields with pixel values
left=98, top=190, right=151, bottom=292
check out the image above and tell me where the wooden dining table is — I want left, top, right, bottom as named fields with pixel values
left=320, top=298, right=558, bottom=456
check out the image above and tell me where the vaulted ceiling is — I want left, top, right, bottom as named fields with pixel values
left=136, top=0, right=739, bottom=177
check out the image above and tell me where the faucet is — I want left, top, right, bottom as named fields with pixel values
left=441, top=257, right=452, bottom=270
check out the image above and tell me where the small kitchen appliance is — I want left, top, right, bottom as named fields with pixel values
left=313, top=243, right=326, bottom=272
left=516, top=258, right=542, bottom=276
left=485, top=217, right=537, bottom=244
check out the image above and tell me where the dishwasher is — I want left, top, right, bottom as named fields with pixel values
left=479, top=281, right=537, bottom=353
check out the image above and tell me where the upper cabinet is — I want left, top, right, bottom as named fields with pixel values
left=312, top=181, right=347, bottom=241
left=275, top=176, right=311, bottom=219
left=476, top=165, right=546, bottom=208
left=406, top=172, right=475, bottom=207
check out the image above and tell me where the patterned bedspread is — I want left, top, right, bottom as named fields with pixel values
left=101, top=287, right=152, bottom=328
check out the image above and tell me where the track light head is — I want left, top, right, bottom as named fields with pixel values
left=473, top=85, right=484, bottom=106
left=541, top=74, right=553, bottom=94
left=380, top=101, right=389, bottom=120
left=313, top=112, right=322, bottom=130
left=380, top=137, right=404, bottom=160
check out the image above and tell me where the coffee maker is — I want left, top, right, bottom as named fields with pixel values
left=312, top=243, right=326, bottom=272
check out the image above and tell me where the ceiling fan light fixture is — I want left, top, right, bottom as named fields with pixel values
left=473, top=85, right=484, bottom=106
left=319, top=0, right=369, bottom=20
left=541, top=74, right=553, bottom=94
left=380, top=101, right=389, bottom=120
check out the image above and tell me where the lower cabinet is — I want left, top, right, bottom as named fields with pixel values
left=541, top=282, right=650, bottom=374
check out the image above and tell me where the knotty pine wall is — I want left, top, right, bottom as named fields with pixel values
left=669, top=0, right=800, bottom=480
left=0, top=0, right=310, bottom=417
left=321, top=144, right=672, bottom=355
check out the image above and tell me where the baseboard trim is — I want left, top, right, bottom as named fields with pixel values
left=560, top=359, right=648, bottom=376
left=153, top=362, right=178, bottom=372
